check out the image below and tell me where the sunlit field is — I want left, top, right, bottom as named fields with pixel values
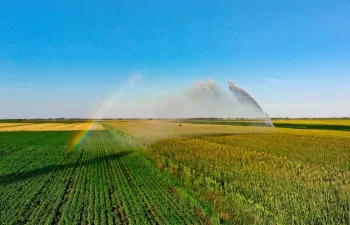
left=177, top=118, right=350, bottom=132
left=1, top=119, right=349, bottom=224
left=0, top=122, right=104, bottom=132
left=273, top=119, right=350, bottom=125
left=107, top=119, right=350, bottom=224
left=2, top=0, right=349, bottom=224
left=104, top=120, right=274, bottom=143
left=0, top=122, right=212, bottom=225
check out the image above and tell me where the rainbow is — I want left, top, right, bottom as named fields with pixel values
left=68, top=73, right=142, bottom=152
left=68, top=122, right=98, bottom=152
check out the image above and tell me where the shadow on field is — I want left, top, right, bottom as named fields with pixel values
left=0, top=150, right=133, bottom=186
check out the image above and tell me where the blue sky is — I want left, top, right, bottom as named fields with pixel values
left=0, top=0, right=349, bottom=118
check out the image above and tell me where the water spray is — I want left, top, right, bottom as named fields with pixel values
left=227, top=79, right=274, bottom=127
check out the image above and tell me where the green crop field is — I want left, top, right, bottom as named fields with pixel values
left=1, top=120, right=349, bottom=224
left=0, top=126, right=214, bottom=225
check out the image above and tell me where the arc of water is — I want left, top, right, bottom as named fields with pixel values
left=227, top=79, right=274, bottom=127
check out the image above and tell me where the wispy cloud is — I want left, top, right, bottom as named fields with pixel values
left=266, top=78, right=293, bottom=84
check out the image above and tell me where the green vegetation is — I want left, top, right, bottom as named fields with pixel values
left=1, top=119, right=349, bottom=224
left=0, top=128, right=214, bottom=225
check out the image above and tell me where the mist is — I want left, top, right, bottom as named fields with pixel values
left=104, top=78, right=273, bottom=125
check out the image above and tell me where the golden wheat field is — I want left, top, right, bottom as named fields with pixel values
left=0, top=122, right=104, bottom=132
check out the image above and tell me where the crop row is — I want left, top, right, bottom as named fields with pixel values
left=101, top=128, right=211, bottom=224
left=147, top=132, right=350, bottom=224
left=1, top=128, right=211, bottom=224
left=0, top=131, right=82, bottom=224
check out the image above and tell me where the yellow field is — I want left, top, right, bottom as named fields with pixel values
left=276, top=127, right=350, bottom=138
left=58, top=122, right=104, bottom=131
left=273, top=119, right=350, bottom=125
left=138, top=119, right=350, bottom=224
left=0, top=122, right=104, bottom=131
left=105, top=120, right=274, bottom=143
left=0, top=123, right=31, bottom=128
left=104, top=119, right=350, bottom=142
